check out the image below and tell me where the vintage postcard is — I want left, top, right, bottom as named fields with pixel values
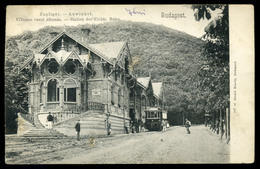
left=4, top=5, right=254, bottom=164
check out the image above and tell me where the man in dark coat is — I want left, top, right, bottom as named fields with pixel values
left=75, top=120, right=81, bottom=141
left=185, top=119, right=191, bottom=134
left=107, top=123, right=111, bottom=135
left=47, top=112, right=53, bottom=129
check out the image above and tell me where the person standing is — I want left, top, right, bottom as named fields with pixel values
left=163, top=121, right=167, bottom=132
left=124, top=121, right=129, bottom=134
left=220, top=119, right=225, bottom=139
left=75, top=120, right=81, bottom=141
left=107, top=123, right=111, bottom=135
left=216, top=119, right=220, bottom=134
left=185, top=119, right=191, bottom=134
left=46, top=112, right=53, bottom=129
left=160, top=121, right=164, bottom=132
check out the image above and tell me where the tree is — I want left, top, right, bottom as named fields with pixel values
left=5, top=62, right=29, bottom=134
left=191, top=5, right=229, bottom=114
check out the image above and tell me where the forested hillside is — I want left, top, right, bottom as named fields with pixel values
left=5, top=21, right=207, bottom=128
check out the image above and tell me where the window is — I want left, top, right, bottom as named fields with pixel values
left=125, top=57, right=129, bottom=74
left=147, top=112, right=150, bottom=118
left=64, top=60, right=76, bottom=75
left=115, top=71, right=118, bottom=81
left=121, top=73, right=124, bottom=85
left=150, top=112, right=155, bottom=118
left=154, top=112, right=158, bottom=118
left=47, top=79, right=59, bottom=102
left=64, top=88, right=76, bottom=102
left=118, top=88, right=121, bottom=107
left=142, top=96, right=146, bottom=108
left=130, top=90, right=135, bottom=99
left=47, top=61, right=59, bottom=74
left=64, top=79, right=77, bottom=102
left=111, top=85, right=115, bottom=105
left=40, top=82, right=43, bottom=103
left=81, top=82, right=84, bottom=103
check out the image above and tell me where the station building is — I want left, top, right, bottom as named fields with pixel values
left=19, top=30, right=166, bottom=136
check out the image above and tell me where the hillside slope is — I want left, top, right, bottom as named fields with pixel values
left=5, top=21, right=206, bottom=125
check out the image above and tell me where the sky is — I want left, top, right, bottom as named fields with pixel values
left=6, top=5, right=221, bottom=38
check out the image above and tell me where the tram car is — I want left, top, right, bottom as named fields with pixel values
left=145, top=107, right=167, bottom=131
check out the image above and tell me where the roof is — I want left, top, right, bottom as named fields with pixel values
left=145, top=107, right=162, bottom=112
left=20, top=31, right=127, bottom=70
left=152, top=82, right=163, bottom=99
left=35, top=54, right=46, bottom=63
left=137, top=77, right=150, bottom=89
left=38, top=32, right=127, bottom=67
left=89, top=41, right=126, bottom=61
left=20, top=49, right=89, bottom=70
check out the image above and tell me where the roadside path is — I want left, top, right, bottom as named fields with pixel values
left=5, top=125, right=229, bottom=164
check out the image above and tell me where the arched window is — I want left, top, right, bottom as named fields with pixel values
left=40, top=82, right=43, bottom=103
left=64, top=79, right=77, bottom=102
left=47, top=79, right=59, bottom=102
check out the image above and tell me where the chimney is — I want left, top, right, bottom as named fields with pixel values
left=81, top=28, right=91, bottom=44
left=50, top=31, right=58, bottom=38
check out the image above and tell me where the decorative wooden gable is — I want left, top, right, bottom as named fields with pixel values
left=38, top=52, right=58, bottom=67
left=117, top=46, right=128, bottom=69
left=61, top=51, right=85, bottom=66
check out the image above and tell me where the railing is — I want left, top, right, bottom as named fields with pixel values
left=63, top=103, right=78, bottom=112
left=50, top=102, right=104, bottom=124
left=52, top=111, right=80, bottom=124
left=46, top=103, right=59, bottom=110
left=87, top=102, right=105, bottom=112
left=20, top=113, right=34, bottom=125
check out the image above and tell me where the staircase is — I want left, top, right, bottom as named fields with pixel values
left=20, top=128, right=67, bottom=138
left=83, top=111, right=107, bottom=129
left=53, top=110, right=108, bottom=137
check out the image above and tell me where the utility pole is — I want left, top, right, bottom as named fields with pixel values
left=183, top=112, right=184, bottom=126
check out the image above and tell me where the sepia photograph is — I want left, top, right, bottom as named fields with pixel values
left=4, top=4, right=254, bottom=164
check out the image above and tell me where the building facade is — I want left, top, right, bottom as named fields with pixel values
left=19, top=30, right=167, bottom=136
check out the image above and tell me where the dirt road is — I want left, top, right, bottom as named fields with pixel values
left=5, top=125, right=229, bottom=164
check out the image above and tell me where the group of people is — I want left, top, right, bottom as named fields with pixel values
left=75, top=120, right=112, bottom=141
left=208, top=118, right=226, bottom=139
left=48, top=112, right=192, bottom=140
left=130, top=120, right=144, bottom=133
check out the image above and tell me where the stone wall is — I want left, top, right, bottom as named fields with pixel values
left=17, top=113, right=36, bottom=136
